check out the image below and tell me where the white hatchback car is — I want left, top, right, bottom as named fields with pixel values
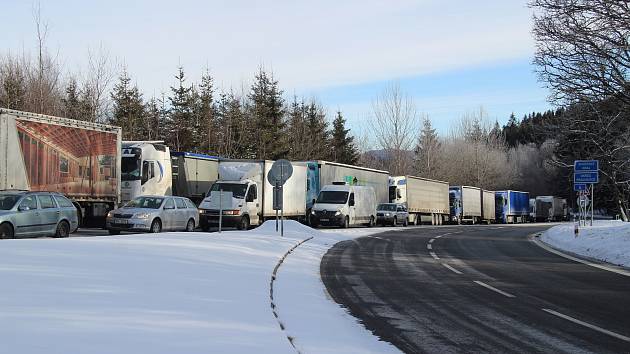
left=106, top=195, right=199, bottom=235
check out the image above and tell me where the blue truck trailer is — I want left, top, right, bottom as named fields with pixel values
left=495, top=190, right=530, bottom=223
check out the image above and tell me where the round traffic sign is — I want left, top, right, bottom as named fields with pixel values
left=267, top=159, right=293, bottom=186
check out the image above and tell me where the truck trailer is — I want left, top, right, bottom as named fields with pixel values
left=304, top=160, right=389, bottom=210
left=389, top=175, right=449, bottom=225
left=0, top=109, right=121, bottom=225
left=495, top=190, right=530, bottom=223
left=120, top=141, right=219, bottom=204
left=481, top=189, right=496, bottom=224
left=198, top=160, right=307, bottom=230
left=535, top=196, right=568, bottom=222
left=449, top=186, right=482, bottom=224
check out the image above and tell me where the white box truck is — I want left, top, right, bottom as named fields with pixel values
left=535, top=196, right=568, bottom=222
left=389, top=175, right=449, bottom=225
left=198, top=160, right=307, bottom=230
left=310, top=184, right=377, bottom=228
left=481, top=189, right=496, bottom=224
left=0, top=109, right=121, bottom=226
left=449, top=186, right=482, bottom=224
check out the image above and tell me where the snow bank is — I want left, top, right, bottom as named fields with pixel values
left=541, top=220, right=630, bottom=267
left=0, top=221, right=402, bottom=353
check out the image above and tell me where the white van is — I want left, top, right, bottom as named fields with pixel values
left=310, top=184, right=377, bottom=228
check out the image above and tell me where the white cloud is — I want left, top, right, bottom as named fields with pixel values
left=3, top=0, right=534, bottom=93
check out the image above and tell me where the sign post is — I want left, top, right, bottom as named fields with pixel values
left=267, top=159, right=293, bottom=237
left=574, top=160, right=599, bottom=227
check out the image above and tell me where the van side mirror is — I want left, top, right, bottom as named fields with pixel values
left=246, top=194, right=254, bottom=203
left=397, top=189, right=402, bottom=199
left=349, top=199, right=355, bottom=207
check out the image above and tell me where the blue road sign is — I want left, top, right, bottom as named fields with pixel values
left=574, top=183, right=587, bottom=191
left=574, top=171, right=599, bottom=184
left=574, top=160, right=599, bottom=172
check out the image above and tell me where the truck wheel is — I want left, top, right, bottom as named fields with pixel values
left=237, top=216, right=250, bottom=230
left=368, top=216, right=374, bottom=228
left=404, top=218, right=408, bottom=227
left=54, top=221, right=70, bottom=238
left=343, top=216, right=349, bottom=229
left=150, top=219, right=162, bottom=233
left=185, top=219, right=195, bottom=232
left=0, top=223, right=14, bottom=239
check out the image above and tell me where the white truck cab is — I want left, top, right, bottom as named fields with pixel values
left=121, top=141, right=172, bottom=203
left=311, top=184, right=377, bottom=228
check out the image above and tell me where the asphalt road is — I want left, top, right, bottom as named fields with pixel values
left=321, top=225, right=630, bottom=354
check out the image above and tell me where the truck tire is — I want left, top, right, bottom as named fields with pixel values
left=54, top=221, right=70, bottom=238
left=368, top=216, right=375, bottom=228
left=343, top=216, right=349, bottom=229
left=185, top=219, right=195, bottom=232
left=403, top=218, right=408, bottom=227
left=0, top=223, right=14, bottom=239
left=237, top=216, right=250, bottom=230
left=150, top=219, right=162, bottom=233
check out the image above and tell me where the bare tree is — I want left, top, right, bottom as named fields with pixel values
left=531, top=0, right=630, bottom=104
left=370, top=84, right=418, bottom=175
left=83, top=45, right=115, bottom=122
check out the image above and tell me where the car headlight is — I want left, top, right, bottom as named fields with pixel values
left=311, top=210, right=316, bottom=215
left=107, top=211, right=113, bottom=218
left=134, top=212, right=151, bottom=219
left=335, top=211, right=341, bottom=216
left=385, top=213, right=391, bottom=217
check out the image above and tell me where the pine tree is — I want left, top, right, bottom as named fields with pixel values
left=248, top=68, right=287, bottom=160
left=195, top=69, right=216, bottom=154
left=168, top=67, right=194, bottom=151
left=413, top=117, right=441, bottom=178
left=503, top=113, right=520, bottom=147
left=110, top=68, right=145, bottom=140
left=0, top=59, right=26, bottom=110
left=305, top=101, right=330, bottom=160
left=330, top=111, right=358, bottom=164
left=62, top=78, right=82, bottom=120
left=286, top=97, right=308, bottom=160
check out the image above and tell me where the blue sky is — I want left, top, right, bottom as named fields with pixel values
left=2, top=0, right=552, bottom=140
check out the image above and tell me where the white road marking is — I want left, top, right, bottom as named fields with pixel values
left=473, top=280, right=515, bottom=298
left=430, top=252, right=440, bottom=260
left=429, top=239, right=435, bottom=244
left=367, top=236, right=390, bottom=242
left=542, top=308, right=630, bottom=343
left=442, top=263, right=463, bottom=274
left=427, top=244, right=432, bottom=250
left=531, top=235, right=630, bottom=277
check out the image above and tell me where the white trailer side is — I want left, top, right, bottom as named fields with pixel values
left=171, top=152, right=219, bottom=204
left=392, top=175, right=449, bottom=225
left=481, top=189, right=495, bottom=223
left=462, top=186, right=482, bottom=218
left=317, top=161, right=389, bottom=204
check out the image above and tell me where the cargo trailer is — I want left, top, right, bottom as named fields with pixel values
left=0, top=109, right=121, bottom=226
left=389, top=175, right=449, bottom=225
left=449, top=186, right=482, bottom=224
left=171, top=152, right=219, bottom=204
left=481, top=189, right=496, bottom=224
left=495, top=190, right=530, bottom=223
left=535, top=196, right=568, bottom=222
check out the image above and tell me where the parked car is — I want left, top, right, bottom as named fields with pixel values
left=106, top=195, right=199, bottom=235
left=0, top=190, right=79, bottom=239
left=376, top=203, right=409, bottom=226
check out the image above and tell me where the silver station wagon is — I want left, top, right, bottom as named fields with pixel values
left=0, top=190, right=79, bottom=239
left=106, top=195, right=199, bottom=235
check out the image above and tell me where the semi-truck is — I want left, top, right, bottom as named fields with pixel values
left=198, top=160, right=307, bottom=230
left=534, top=196, right=568, bottom=222
left=481, top=189, right=496, bottom=224
left=495, top=190, right=530, bottom=223
left=389, top=175, right=449, bottom=225
left=304, top=160, right=389, bottom=212
left=449, top=186, right=482, bottom=224
left=120, top=141, right=218, bottom=204
left=0, top=109, right=121, bottom=226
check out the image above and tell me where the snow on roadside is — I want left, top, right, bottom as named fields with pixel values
left=0, top=222, right=403, bottom=354
left=0, top=228, right=306, bottom=354
left=274, top=223, right=403, bottom=354
left=541, top=220, right=630, bottom=267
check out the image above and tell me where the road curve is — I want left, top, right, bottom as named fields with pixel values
left=320, top=225, right=630, bottom=353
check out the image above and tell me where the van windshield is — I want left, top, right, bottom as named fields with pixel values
left=210, top=183, right=248, bottom=199
left=317, top=191, right=349, bottom=204
left=0, top=195, right=21, bottom=210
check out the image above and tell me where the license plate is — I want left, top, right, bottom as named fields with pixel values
left=114, top=219, right=129, bottom=224
left=320, top=218, right=329, bottom=222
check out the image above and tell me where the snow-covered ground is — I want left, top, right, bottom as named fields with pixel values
left=0, top=221, right=400, bottom=353
left=541, top=220, right=630, bottom=268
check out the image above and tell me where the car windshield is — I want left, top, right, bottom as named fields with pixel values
left=0, top=195, right=21, bottom=210
left=377, top=204, right=396, bottom=211
left=316, top=191, right=349, bottom=204
left=124, top=196, right=164, bottom=209
left=209, top=183, right=248, bottom=199
left=121, top=157, right=141, bottom=181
